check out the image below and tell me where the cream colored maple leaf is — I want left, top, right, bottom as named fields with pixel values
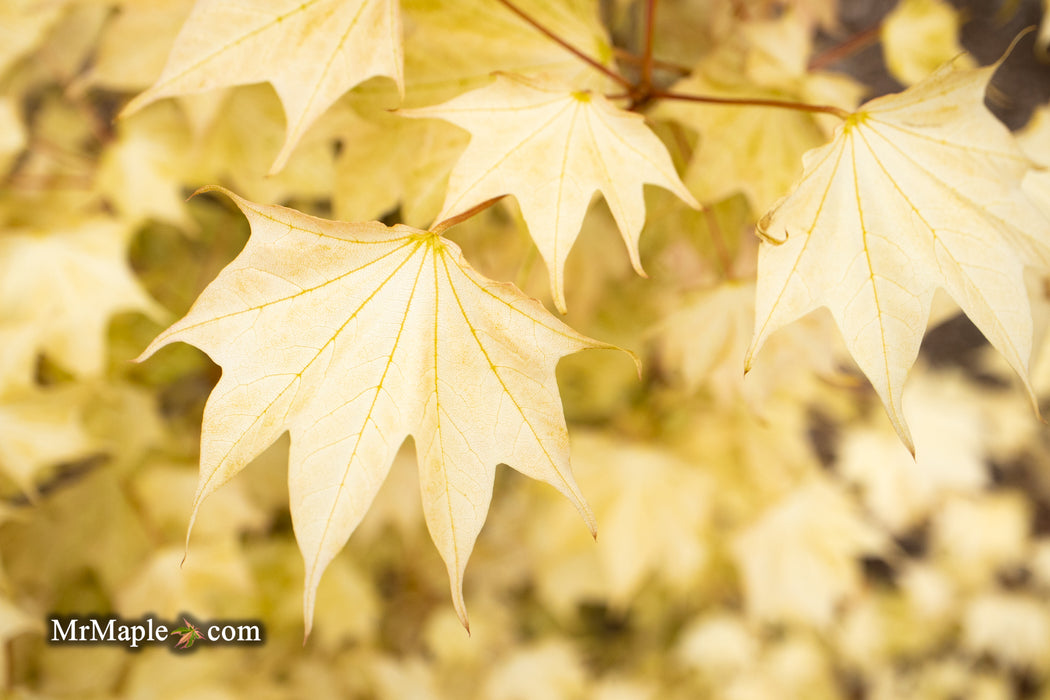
left=121, top=0, right=403, bottom=174
left=402, top=75, right=699, bottom=312
left=138, top=187, right=613, bottom=632
left=748, top=60, right=1050, bottom=450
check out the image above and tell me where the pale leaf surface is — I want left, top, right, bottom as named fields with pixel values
left=121, top=0, right=403, bottom=173
left=402, top=75, right=698, bottom=312
left=139, top=188, right=608, bottom=631
left=748, top=61, right=1050, bottom=449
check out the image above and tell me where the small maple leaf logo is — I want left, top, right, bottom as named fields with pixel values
left=170, top=618, right=203, bottom=649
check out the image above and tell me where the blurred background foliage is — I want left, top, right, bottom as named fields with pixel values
left=2, top=0, right=1050, bottom=697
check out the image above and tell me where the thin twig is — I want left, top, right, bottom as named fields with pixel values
left=808, top=24, right=882, bottom=71
left=431, top=196, right=506, bottom=235
left=653, top=90, right=850, bottom=119
left=642, top=0, right=658, bottom=87
left=493, top=0, right=632, bottom=88
left=612, top=48, right=690, bottom=76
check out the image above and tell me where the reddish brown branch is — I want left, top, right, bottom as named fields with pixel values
left=808, top=24, right=882, bottom=71
left=493, top=0, right=632, bottom=88
left=652, top=90, right=850, bottom=118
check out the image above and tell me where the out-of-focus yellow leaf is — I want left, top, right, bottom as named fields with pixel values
left=96, top=102, right=195, bottom=230
left=116, top=541, right=254, bottom=619
left=75, top=0, right=195, bottom=92
left=189, top=85, right=336, bottom=204
left=483, top=640, right=586, bottom=700
left=931, top=492, right=1030, bottom=588
left=0, top=385, right=96, bottom=494
left=882, top=0, right=974, bottom=86
left=528, top=433, right=711, bottom=610
left=838, top=373, right=989, bottom=534
left=0, top=1, right=69, bottom=79
left=0, top=218, right=162, bottom=378
left=652, top=278, right=841, bottom=406
left=733, top=479, right=887, bottom=627
left=963, top=592, right=1050, bottom=672
left=131, top=460, right=267, bottom=540
left=400, top=0, right=614, bottom=105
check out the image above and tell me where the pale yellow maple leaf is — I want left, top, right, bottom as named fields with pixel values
left=121, top=0, right=403, bottom=174
left=138, top=187, right=615, bottom=632
left=747, top=59, right=1050, bottom=450
left=881, top=0, right=974, bottom=86
left=402, top=75, right=699, bottom=312
left=0, top=218, right=162, bottom=378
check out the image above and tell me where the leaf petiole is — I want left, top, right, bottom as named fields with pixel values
left=652, top=90, right=851, bottom=119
